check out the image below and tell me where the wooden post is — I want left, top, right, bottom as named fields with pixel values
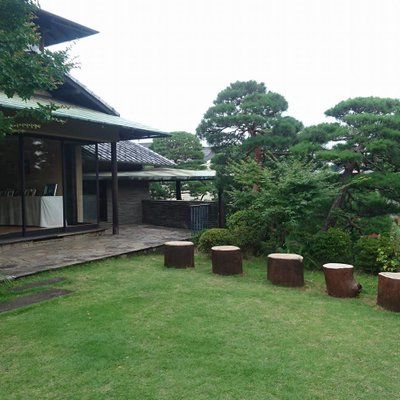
left=95, top=143, right=100, bottom=225
left=218, top=188, right=224, bottom=228
left=176, top=180, right=182, bottom=200
left=61, top=139, right=67, bottom=231
left=18, top=134, right=26, bottom=236
left=111, top=142, right=119, bottom=235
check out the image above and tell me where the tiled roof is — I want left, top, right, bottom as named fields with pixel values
left=83, top=141, right=175, bottom=167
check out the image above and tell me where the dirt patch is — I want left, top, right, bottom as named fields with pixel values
left=10, top=277, right=66, bottom=292
left=0, top=288, right=72, bottom=313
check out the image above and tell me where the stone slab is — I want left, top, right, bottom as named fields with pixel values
left=0, top=288, right=72, bottom=313
left=10, top=277, right=66, bottom=292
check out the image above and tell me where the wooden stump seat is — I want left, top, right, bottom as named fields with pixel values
left=377, top=272, right=400, bottom=312
left=267, top=253, right=304, bottom=287
left=323, top=263, right=362, bottom=298
left=164, top=241, right=195, bottom=269
left=211, top=245, right=243, bottom=276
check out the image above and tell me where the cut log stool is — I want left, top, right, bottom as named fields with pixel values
left=377, top=272, right=400, bottom=312
left=211, top=245, right=243, bottom=276
left=323, top=263, right=362, bottom=298
left=164, top=241, right=195, bottom=269
left=267, top=253, right=304, bottom=287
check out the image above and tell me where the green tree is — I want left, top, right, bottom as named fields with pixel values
left=150, top=131, right=213, bottom=200
left=196, top=80, right=302, bottom=164
left=150, top=131, right=204, bottom=168
left=0, top=0, right=73, bottom=137
left=226, top=158, right=335, bottom=251
left=295, top=97, right=400, bottom=230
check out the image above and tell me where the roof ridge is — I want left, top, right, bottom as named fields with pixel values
left=62, top=74, right=120, bottom=116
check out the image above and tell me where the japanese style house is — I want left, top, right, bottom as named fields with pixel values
left=0, top=8, right=168, bottom=242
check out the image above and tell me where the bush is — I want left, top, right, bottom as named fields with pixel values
left=308, top=228, right=352, bottom=269
left=376, top=223, right=400, bottom=273
left=226, top=210, right=263, bottom=254
left=354, top=236, right=385, bottom=274
left=198, top=228, right=236, bottom=253
left=358, top=215, right=393, bottom=236
left=191, top=229, right=206, bottom=246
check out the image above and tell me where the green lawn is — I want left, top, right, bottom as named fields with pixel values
left=0, top=252, right=399, bottom=400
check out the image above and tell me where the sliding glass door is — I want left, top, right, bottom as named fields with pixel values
left=0, top=135, right=100, bottom=242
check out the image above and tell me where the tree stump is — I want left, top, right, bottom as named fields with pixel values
left=323, top=263, right=362, bottom=298
left=267, top=253, right=304, bottom=287
left=211, top=245, right=243, bottom=276
left=377, top=272, right=400, bottom=312
left=164, top=241, right=195, bottom=269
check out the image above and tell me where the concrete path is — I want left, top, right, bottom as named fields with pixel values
left=0, top=225, right=191, bottom=279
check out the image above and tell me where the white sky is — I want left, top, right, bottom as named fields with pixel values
left=40, top=0, right=400, bottom=134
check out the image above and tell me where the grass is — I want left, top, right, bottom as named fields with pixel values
left=0, top=252, right=399, bottom=400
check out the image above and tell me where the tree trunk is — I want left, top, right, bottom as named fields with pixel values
left=212, top=245, right=243, bottom=275
left=322, top=164, right=354, bottom=231
left=377, top=272, right=400, bottom=312
left=323, top=263, right=361, bottom=297
left=252, top=145, right=263, bottom=192
left=248, top=128, right=262, bottom=192
left=267, top=253, right=304, bottom=287
left=164, top=241, right=195, bottom=268
left=254, top=145, right=263, bottom=165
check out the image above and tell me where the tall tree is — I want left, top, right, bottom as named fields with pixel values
left=150, top=131, right=204, bottom=169
left=196, top=80, right=302, bottom=164
left=295, top=97, right=400, bottom=230
left=0, top=0, right=73, bottom=137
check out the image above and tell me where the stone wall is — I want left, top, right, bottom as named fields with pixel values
left=106, top=181, right=150, bottom=224
left=142, top=200, right=218, bottom=230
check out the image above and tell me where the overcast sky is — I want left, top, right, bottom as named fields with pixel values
left=40, top=0, right=400, bottom=135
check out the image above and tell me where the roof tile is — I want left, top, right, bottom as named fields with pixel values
left=83, top=141, right=175, bottom=167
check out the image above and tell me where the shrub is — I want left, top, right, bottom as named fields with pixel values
left=354, top=236, right=385, bottom=274
left=358, top=215, right=393, bottom=236
left=376, top=223, right=400, bottom=273
left=376, top=246, right=400, bottom=273
left=226, top=210, right=263, bottom=254
left=191, top=229, right=206, bottom=246
left=198, top=228, right=236, bottom=253
left=308, top=228, right=352, bottom=269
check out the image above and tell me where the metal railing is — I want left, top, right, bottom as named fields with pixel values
left=190, top=204, right=209, bottom=234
